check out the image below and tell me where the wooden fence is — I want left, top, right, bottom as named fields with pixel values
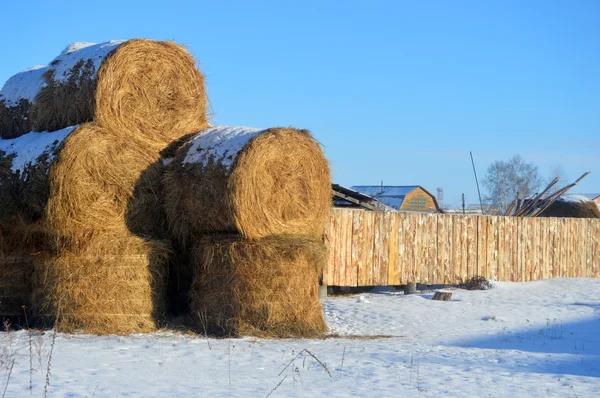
left=325, top=209, right=600, bottom=286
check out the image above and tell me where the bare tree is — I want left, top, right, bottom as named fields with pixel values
left=482, top=155, right=543, bottom=214
left=546, top=165, right=569, bottom=195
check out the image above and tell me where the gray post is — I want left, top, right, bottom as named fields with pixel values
left=404, top=282, right=417, bottom=295
left=318, top=285, right=328, bottom=300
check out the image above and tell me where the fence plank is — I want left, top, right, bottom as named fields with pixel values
left=327, top=210, right=339, bottom=285
left=397, top=212, right=407, bottom=284
left=580, top=219, right=588, bottom=278
left=338, top=212, right=352, bottom=286
left=593, top=221, right=600, bottom=279
left=532, top=217, right=541, bottom=280
left=378, top=212, right=391, bottom=285
left=426, top=214, right=439, bottom=284
left=451, top=216, right=462, bottom=284
left=358, top=211, right=375, bottom=286
left=388, top=212, right=400, bottom=285
left=488, top=216, right=500, bottom=281
left=351, top=211, right=364, bottom=287
left=477, top=216, right=487, bottom=279
left=436, top=214, right=448, bottom=284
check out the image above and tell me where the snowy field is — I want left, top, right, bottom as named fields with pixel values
left=1, top=278, right=599, bottom=397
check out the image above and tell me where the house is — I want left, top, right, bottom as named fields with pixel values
left=332, top=184, right=395, bottom=211
left=350, top=185, right=442, bottom=213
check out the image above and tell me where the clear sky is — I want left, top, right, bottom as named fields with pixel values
left=1, top=0, right=598, bottom=208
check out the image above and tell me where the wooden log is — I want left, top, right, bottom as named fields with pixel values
left=432, top=291, right=452, bottom=301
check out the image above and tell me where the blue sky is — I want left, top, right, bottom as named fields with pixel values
left=1, top=0, right=598, bottom=208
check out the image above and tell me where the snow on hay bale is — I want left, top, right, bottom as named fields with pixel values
left=189, top=235, right=328, bottom=337
left=0, top=39, right=209, bottom=333
left=0, top=39, right=208, bottom=146
left=162, top=126, right=331, bottom=242
left=539, top=195, right=600, bottom=219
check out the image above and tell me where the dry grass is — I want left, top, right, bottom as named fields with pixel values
left=540, top=199, right=600, bottom=219
left=31, top=60, right=96, bottom=133
left=163, top=128, right=331, bottom=242
left=189, top=235, right=328, bottom=338
left=0, top=99, right=32, bottom=139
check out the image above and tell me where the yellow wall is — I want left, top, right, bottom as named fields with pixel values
left=400, top=188, right=438, bottom=212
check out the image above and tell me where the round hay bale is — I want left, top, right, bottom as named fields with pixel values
left=45, top=124, right=169, bottom=246
left=189, top=235, right=328, bottom=338
left=163, top=126, right=331, bottom=241
left=30, top=240, right=169, bottom=335
left=1, top=39, right=208, bottom=145
left=540, top=196, right=600, bottom=219
left=94, top=40, right=208, bottom=148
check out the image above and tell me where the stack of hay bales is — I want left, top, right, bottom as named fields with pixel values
left=163, top=126, right=331, bottom=337
left=0, top=39, right=208, bottom=333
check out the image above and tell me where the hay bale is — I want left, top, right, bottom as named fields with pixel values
left=540, top=196, right=600, bottom=219
left=30, top=239, right=168, bottom=334
left=163, top=126, right=331, bottom=242
left=189, top=235, right=328, bottom=338
left=1, top=39, right=208, bottom=145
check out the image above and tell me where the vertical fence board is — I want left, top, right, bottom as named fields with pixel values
left=436, top=214, right=448, bottom=284
left=362, top=212, right=375, bottom=286
left=548, top=218, right=560, bottom=278
left=580, top=219, right=588, bottom=278
left=465, top=216, right=477, bottom=280
left=412, top=213, right=422, bottom=283
left=329, top=210, right=340, bottom=285
left=451, top=216, right=462, bottom=284
left=351, top=211, right=364, bottom=287
left=387, top=212, right=400, bottom=285
left=423, top=214, right=437, bottom=284
left=378, top=212, right=391, bottom=285
left=540, top=218, right=549, bottom=279
left=337, top=210, right=349, bottom=286
left=593, top=221, right=600, bottom=279
left=496, top=217, right=505, bottom=281
left=561, top=218, right=569, bottom=278
left=477, top=216, right=487, bottom=278
left=397, top=212, right=407, bottom=284
left=568, top=219, right=577, bottom=278
left=504, top=217, right=519, bottom=282
left=488, top=216, right=499, bottom=281
left=586, top=219, right=593, bottom=278
left=458, top=216, right=468, bottom=282
left=531, top=218, right=544, bottom=281
left=369, top=211, right=381, bottom=286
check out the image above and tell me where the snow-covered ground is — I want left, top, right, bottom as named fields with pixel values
left=1, top=278, right=599, bottom=397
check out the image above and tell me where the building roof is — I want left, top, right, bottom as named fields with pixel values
left=351, top=185, right=422, bottom=210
